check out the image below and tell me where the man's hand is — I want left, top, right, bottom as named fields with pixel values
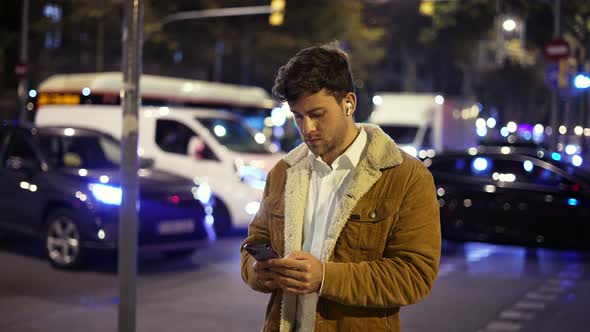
left=253, top=259, right=281, bottom=290
left=267, top=251, right=323, bottom=295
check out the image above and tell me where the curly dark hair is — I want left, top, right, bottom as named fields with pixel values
left=272, top=42, right=355, bottom=104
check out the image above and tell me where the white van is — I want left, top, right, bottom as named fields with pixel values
left=35, top=73, right=283, bottom=235
left=369, top=93, right=478, bottom=156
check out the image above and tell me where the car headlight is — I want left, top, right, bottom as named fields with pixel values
left=88, top=183, right=122, bottom=205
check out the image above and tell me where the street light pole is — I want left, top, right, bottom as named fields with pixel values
left=550, top=0, right=561, bottom=150
left=143, top=5, right=274, bottom=47
left=115, top=6, right=277, bottom=331
left=18, top=0, right=29, bottom=123
left=119, top=0, right=143, bottom=331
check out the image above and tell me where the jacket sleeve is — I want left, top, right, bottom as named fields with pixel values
left=320, top=165, right=441, bottom=308
left=240, top=167, right=277, bottom=294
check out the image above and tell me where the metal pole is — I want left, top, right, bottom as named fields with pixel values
left=549, top=0, right=561, bottom=150
left=119, top=0, right=143, bottom=331
left=17, top=0, right=29, bottom=123
left=143, top=6, right=273, bottom=48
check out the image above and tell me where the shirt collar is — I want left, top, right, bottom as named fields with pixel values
left=307, top=126, right=367, bottom=172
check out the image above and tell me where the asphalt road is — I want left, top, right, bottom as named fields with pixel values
left=0, top=235, right=589, bottom=332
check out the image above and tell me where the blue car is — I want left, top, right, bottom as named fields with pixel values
left=0, top=122, right=213, bottom=268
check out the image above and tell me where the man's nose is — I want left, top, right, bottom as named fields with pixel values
left=301, top=117, right=316, bottom=135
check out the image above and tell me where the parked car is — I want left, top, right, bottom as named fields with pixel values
left=34, top=72, right=283, bottom=236
left=424, top=151, right=590, bottom=250
left=0, top=122, right=212, bottom=268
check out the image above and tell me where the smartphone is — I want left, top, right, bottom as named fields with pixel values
left=243, top=243, right=280, bottom=261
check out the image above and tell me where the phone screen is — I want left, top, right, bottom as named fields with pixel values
left=243, top=243, right=280, bottom=261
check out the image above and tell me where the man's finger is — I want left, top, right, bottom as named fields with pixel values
left=285, top=251, right=313, bottom=260
left=268, top=258, right=310, bottom=272
left=277, top=275, right=312, bottom=290
left=270, top=267, right=307, bottom=280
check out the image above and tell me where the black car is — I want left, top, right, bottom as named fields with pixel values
left=424, top=151, right=590, bottom=250
left=0, top=123, right=212, bottom=268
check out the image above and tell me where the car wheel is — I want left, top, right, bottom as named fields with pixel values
left=212, top=199, right=232, bottom=237
left=162, top=249, right=196, bottom=259
left=45, top=209, right=86, bottom=269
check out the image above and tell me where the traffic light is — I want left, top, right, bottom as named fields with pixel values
left=269, top=0, right=286, bottom=26
left=419, top=1, right=435, bottom=16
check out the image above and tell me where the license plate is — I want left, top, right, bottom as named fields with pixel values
left=157, top=219, right=195, bottom=235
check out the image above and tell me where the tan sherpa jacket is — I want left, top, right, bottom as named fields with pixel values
left=241, top=124, right=441, bottom=332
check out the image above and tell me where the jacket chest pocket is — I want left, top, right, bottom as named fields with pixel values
left=266, top=199, right=285, bottom=257
left=338, top=198, right=398, bottom=261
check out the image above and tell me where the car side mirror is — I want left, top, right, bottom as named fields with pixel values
left=139, top=157, right=155, bottom=169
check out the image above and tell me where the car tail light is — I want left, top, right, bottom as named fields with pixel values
left=168, top=195, right=180, bottom=204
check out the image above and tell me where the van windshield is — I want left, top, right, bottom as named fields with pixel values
left=38, top=133, right=120, bottom=169
left=380, top=125, right=419, bottom=145
left=197, top=117, right=270, bottom=154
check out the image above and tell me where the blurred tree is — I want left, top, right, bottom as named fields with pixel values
left=3, top=0, right=382, bottom=122
left=364, top=0, right=432, bottom=93
left=0, top=1, right=19, bottom=92
left=250, top=0, right=384, bottom=119
left=142, top=0, right=384, bottom=118
left=416, top=0, right=588, bottom=123
left=64, top=0, right=384, bottom=104
left=0, top=0, right=50, bottom=119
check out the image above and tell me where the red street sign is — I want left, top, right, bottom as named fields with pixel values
left=544, top=38, right=569, bottom=62
left=14, top=63, right=28, bottom=78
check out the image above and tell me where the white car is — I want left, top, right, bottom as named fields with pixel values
left=36, top=105, right=283, bottom=235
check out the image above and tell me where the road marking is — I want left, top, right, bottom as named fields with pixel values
left=537, top=285, right=564, bottom=294
left=483, top=320, right=523, bottom=331
left=499, top=310, right=534, bottom=320
left=524, top=292, right=557, bottom=301
left=513, top=301, right=546, bottom=310
left=546, top=278, right=562, bottom=285
left=477, top=263, right=584, bottom=332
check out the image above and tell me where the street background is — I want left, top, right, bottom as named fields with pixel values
left=1, top=235, right=589, bottom=332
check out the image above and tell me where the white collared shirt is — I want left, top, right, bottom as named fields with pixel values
left=295, top=127, right=367, bottom=332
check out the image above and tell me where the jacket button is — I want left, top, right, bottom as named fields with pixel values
left=369, top=211, right=376, bottom=219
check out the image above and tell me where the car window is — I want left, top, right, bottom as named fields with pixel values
left=430, top=155, right=577, bottom=187
left=380, top=125, right=418, bottom=145
left=3, top=132, right=39, bottom=165
left=155, top=119, right=217, bottom=160
left=428, top=157, right=470, bottom=175
left=198, top=117, right=270, bottom=154
left=480, top=158, right=571, bottom=186
left=38, top=134, right=119, bottom=169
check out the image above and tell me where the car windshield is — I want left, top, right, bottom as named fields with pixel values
left=38, top=132, right=120, bottom=169
left=379, top=125, right=419, bottom=145
left=197, top=117, right=270, bottom=154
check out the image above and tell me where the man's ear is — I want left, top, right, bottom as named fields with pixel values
left=343, top=92, right=357, bottom=116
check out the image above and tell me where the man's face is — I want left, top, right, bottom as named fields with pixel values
left=289, top=89, right=356, bottom=165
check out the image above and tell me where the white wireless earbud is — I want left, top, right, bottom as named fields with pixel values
left=346, top=102, right=352, bottom=116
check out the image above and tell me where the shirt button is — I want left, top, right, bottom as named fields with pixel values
left=369, top=211, right=377, bottom=219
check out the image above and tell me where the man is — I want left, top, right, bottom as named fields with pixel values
left=240, top=43, right=441, bottom=332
